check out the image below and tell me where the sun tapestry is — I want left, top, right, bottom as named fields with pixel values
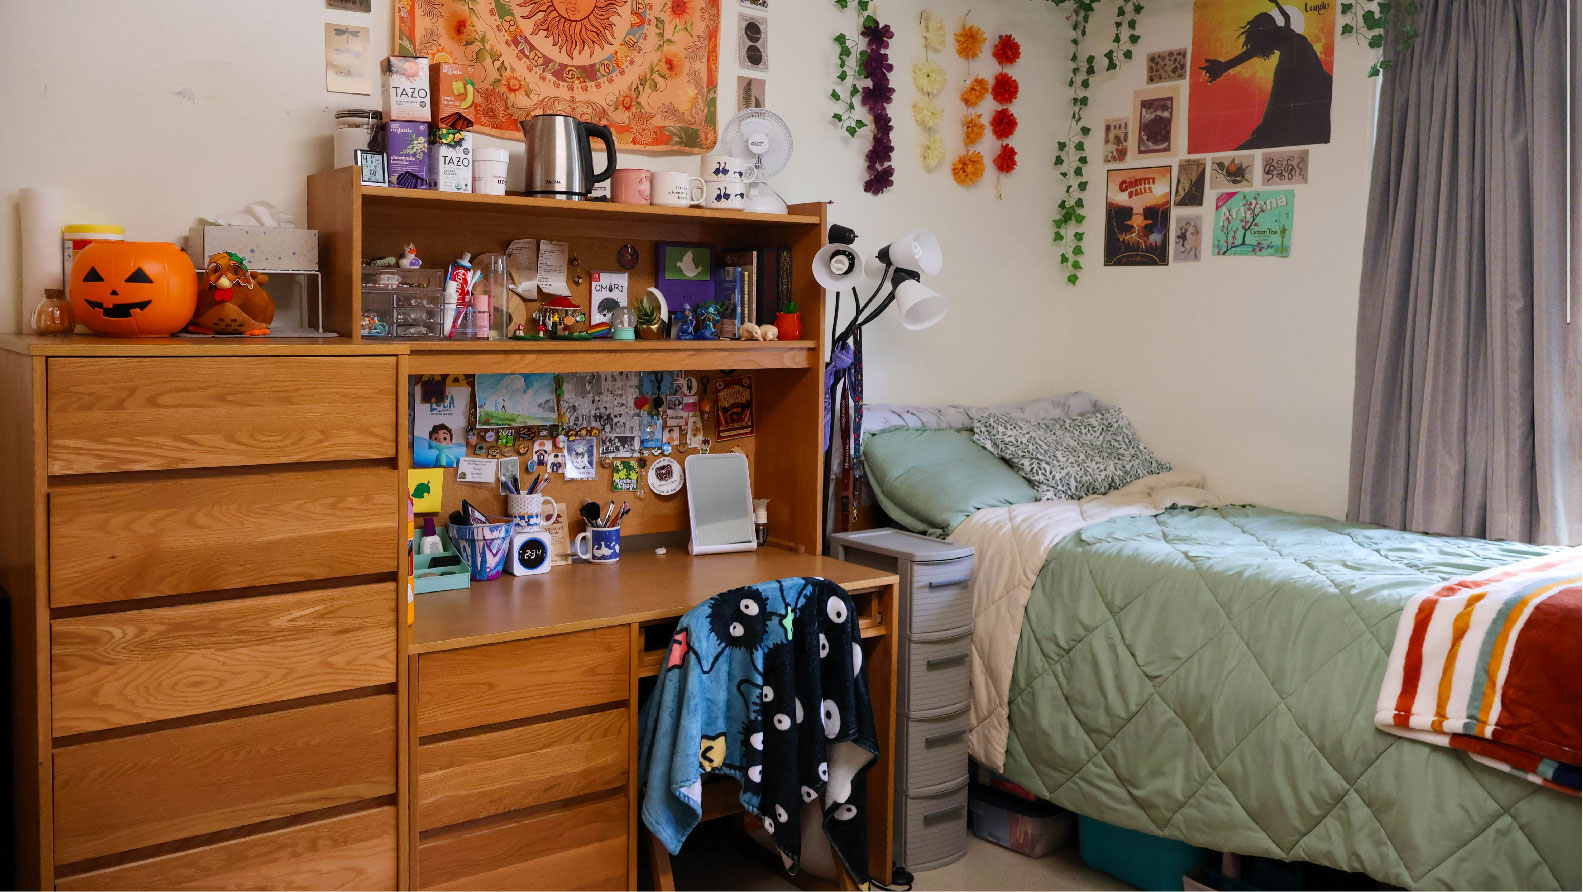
left=396, top=0, right=721, bottom=153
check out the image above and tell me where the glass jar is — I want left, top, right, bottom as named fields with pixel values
left=334, top=109, right=383, bottom=169
left=31, top=288, right=74, bottom=335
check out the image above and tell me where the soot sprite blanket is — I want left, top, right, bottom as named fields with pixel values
left=638, top=577, right=878, bottom=885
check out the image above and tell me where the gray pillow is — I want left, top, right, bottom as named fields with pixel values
left=971, top=407, right=1171, bottom=500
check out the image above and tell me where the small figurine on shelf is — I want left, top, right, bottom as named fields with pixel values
left=672, top=306, right=696, bottom=340
left=694, top=302, right=720, bottom=340
left=400, top=244, right=422, bottom=269
left=189, top=252, right=275, bottom=336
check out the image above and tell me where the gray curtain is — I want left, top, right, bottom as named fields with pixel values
left=1349, top=0, right=1581, bottom=545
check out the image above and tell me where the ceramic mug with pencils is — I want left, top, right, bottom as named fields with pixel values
left=506, top=493, right=562, bottom=530
left=574, top=525, right=621, bottom=563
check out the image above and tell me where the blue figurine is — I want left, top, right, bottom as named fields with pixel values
left=694, top=302, right=721, bottom=340
left=673, top=306, right=696, bottom=340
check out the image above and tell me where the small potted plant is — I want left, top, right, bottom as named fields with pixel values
left=635, top=290, right=668, bottom=339
left=774, top=297, right=802, bottom=340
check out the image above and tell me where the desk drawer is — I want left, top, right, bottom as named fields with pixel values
left=418, top=708, right=628, bottom=830
left=53, top=694, right=396, bottom=864
left=417, top=628, right=630, bottom=737
left=52, top=583, right=396, bottom=735
left=419, top=791, right=628, bottom=890
left=49, top=466, right=396, bottom=608
left=904, top=630, right=972, bottom=716
left=47, top=356, right=397, bottom=475
left=56, top=806, right=397, bottom=891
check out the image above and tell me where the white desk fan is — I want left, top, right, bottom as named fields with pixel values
left=719, top=109, right=793, bottom=214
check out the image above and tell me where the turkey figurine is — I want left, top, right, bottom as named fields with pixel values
left=189, top=252, right=275, bottom=336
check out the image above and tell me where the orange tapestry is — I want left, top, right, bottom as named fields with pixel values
left=396, top=0, right=721, bottom=153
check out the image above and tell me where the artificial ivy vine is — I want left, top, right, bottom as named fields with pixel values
left=1340, top=0, right=1422, bottom=77
left=830, top=0, right=875, bottom=137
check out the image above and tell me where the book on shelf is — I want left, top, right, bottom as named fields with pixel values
left=719, top=250, right=758, bottom=326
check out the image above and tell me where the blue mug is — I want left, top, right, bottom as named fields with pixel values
left=574, top=525, right=621, bottom=563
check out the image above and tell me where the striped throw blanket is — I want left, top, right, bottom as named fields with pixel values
left=1377, top=548, right=1582, bottom=794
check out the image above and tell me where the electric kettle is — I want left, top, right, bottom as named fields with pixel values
left=520, top=114, right=617, bottom=200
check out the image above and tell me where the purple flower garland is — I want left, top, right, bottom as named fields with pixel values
left=859, top=19, right=895, bottom=195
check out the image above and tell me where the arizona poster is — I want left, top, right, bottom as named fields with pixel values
left=1104, top=166, right=1173, bottom=267
left=397, top=0, right=721, bottom=152
left=1188, top=0, right=1335, bottom=154
left=1213, top=189, right=1295, bottom=256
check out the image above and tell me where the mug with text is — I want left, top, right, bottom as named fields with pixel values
left=652, top=171, right=705, bottom=207
left=701, top=154, right=759, bottom=183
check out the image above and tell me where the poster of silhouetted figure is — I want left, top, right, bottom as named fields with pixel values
left=1189, top=0, right=1334, bottom=154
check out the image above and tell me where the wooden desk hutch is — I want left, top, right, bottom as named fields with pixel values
left=0, top=168, right=899, bottom=890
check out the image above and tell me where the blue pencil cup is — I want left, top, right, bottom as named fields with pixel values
left=574, top=525, right=621, bottom=563
left=447, top=519, right=515, bottom=581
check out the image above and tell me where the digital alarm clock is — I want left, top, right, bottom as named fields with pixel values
left=507, top=529, right=553, bottom=576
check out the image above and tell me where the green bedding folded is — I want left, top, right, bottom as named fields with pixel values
left=861, top=428, right=1038, bottom=537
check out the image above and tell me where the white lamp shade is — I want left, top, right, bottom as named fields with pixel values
left=813, top=243, right=866, bottom=290
left=895, top=279, right=948, bottom=330
left=887, top=229, right=943, bottom=276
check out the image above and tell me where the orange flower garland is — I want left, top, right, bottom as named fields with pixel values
left=951, top=150, right=986, bottom=186
left=954, top=23, right=985, bottom=59
left=990, top=33, right=1019, bottom=198
left=960, top=77, right=989, bottom=107
left=952, top=15, right=987, bottom=189
left=963, top=113, right=986, bottom=146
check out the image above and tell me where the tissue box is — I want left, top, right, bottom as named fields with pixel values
left=429, top=129, right=473, bottom=193
left=382, top=121, right=431, bottom=189
left=430, top=62, right=476, bottom=130
left=381, top=56, right=430, bottom=122
left=187, top=226, right=319, bottom=272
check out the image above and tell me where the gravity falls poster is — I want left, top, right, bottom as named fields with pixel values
left=1188, top=0, right=1336, bottom=154
left=1105, top=166, right=1173, bottom=267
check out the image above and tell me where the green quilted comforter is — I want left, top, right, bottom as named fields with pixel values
left=1002, top=506, right=1581, bottom=890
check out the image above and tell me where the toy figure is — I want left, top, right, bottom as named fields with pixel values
left=189, top=251, right=275, bottom=336
left=400, top=244, right=422, bottom=269
left=694, top=303, right=721, bottom=340
left=673, top=306, right=696, bottom=340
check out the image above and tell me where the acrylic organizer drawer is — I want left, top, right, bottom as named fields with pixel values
left=417, top=627, right=630, bottom=737
left=52, top=694, right=396, bottom=864
left=909, top=558, right=975, bottom=635
left=897, top=780, right=969, bottom=872
left=418, top=791, right=629, bottom=891
left=55, top=806, right=397, bottom=891
left=49, top=466, right=397, bottom=608
left=46, top=356, right=397, bottom=474
left=418, top=708, right=629, bottom=830
left=51, top=582, right=397, bottom=735
left=900, top=706, right=970, bottom=795
left=903, top=630, right=972, bottom=716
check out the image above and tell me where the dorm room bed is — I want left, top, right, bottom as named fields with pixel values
left=859, top=396, right=1582, bottom=891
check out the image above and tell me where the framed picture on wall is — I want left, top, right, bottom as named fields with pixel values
left=355, top=149, right=387, bottom=187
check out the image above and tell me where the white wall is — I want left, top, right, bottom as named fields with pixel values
left=0, top=0, right=1373, bottom=517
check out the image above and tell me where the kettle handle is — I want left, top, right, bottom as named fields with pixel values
left=580, top=121, right=617, bottom=185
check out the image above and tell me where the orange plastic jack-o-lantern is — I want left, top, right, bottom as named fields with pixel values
left=69, top=241, right=198, bottom=337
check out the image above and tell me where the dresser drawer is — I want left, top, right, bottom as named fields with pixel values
left=897, top=780, right=968, bottom=872
left=903, top=630, right=972, bottom=716
left=47, top=356, right=397, bottom=475
left=52, top=583, right=396, bottom=735
left=53, top=694, right=396, bottom=864
left=899, top=706, right=969, bottom=795
left=418, top=708, right=628, bottom=830
left=419, top=791, right=628, bottom=891
left=910, top=558, right=974, bottom=635
left=417, top=627, right=630, bottom=737
left=56, top=806, right=397, bottom=891
left=49, top=466, right=397, bottom=608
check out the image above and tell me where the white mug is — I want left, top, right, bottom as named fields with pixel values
left=506, top=492, right=563, bottom=530
left=702, top=180, right=747, bottom=209
left=652, top=171, right=705, bottom=207
left=701, top=154, right=759, bottom=183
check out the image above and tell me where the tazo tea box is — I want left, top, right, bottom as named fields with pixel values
left=430, top=62, right=477, bottom=130
left=381, top=56, right=430, bottom=122
left=429, top=129, right=473, bottom=193
left=382, top=121, right=431, bottom=189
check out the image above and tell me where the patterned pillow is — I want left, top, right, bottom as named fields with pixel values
left=971, top=407, right=1171, bottom=500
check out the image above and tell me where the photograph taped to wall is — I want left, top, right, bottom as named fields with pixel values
left=1146, top=48, right=1188, bottom=83
left=1173, top=214, right=1203, bottom=262
left=476, top=373, right=557, bottom=427
left=1104, top=165, right=1173, bottom=266
left=1213, top=189, right=1295, bottom=257
left=1188, top=0, right=1335, bottom=154
left=1175, top=158, right=1206, bottom=206
left=1104, top=118, right=1130, bottom=164
left=1261, top=148, right=1309, bottom=185
left=1131, top=85, right=1179, bottom=157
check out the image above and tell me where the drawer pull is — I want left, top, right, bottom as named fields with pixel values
left=925, top=652, right=969, bottom=669
left=926, top=577, right=973, bottom=588
left=922, top=804, right=966, bottom=825
left=924, top=728, right=967, bottom=747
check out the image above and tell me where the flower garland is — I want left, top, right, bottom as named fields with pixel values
left=951, top=16, right=987, bottom=188
left=989, top=34, right=1020, bottom=198
left=859, top=19, right=896, bottom=194
left=912, top=10, right=947, bottom=172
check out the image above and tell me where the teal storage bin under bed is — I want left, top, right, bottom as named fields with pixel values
left=1078, top=815, right=1211, bottom=891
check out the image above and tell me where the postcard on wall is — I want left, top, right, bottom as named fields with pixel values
left=456, top=456, right=497, bottom=485
left=1103, top=166, right=1173, bottom=267
left=1261, top=148, right=1309, bottom=185
left=590, top=272, right=629, bottom=325
left=1188, top=0, right=1335, bottom=154
left=1174, top=158, right=1206, bottom=206
left=565, top=438, right=598, bottom=481
left=408, top=468, right=443, bottom=514
left=327, top=0, right=372, bottom=11
left=325, top=23, right=371, bottom=95
left=475, top=373, right=558, bottom=428
left=1146, top=48, right=1188, bottom=83
left=1213, top=189, right=1295, bottom=257
left=738, top=76, right=767, bottom=110
left=612, top=459, right=640, bottom=492
left=1173, top=215, right=1203, bottom=262
left=739, top=13, right=768, bottom=71
left=498, top=456, right=521, bottom=495
left=740, top=0, right=768, bottom=8
left=1208, top=153, right=1256, bottom=189
left=413, top=380, right=469, bottom=468
left=714, top=375, right=755, bottom=440
left=1103, top=118, right=1130, bottom=164
left=1131, top=85, right=1179, bottom=157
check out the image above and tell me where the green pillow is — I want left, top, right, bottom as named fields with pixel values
left=862, top=428, right=1039, bottom=537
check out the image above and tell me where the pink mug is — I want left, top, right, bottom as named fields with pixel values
left=612, top=168, right=652, bottom=205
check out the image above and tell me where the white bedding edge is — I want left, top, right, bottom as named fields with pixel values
left=946, top=470, right=1222, bottom=772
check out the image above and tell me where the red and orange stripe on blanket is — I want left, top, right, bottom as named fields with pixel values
left=1376, top=548, right=1582, bottom=795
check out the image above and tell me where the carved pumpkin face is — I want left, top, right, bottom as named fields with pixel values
left=69, top=241, right=198, bottom=337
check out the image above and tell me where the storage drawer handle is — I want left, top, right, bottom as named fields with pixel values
left=922, top=804, right=966, bottom=825
left=925, top=653, right=969, bottom=669
left=924, top=728, right=967, bottom=747
left=927, top=577, right=973, bottom=588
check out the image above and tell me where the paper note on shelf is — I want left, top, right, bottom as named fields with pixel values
left=409, top=468, right=444, bottom=514
left=537, top=240, right=571, bottom=296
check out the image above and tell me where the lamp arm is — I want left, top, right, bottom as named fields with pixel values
left=831, top=263, right=895, bottom=349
